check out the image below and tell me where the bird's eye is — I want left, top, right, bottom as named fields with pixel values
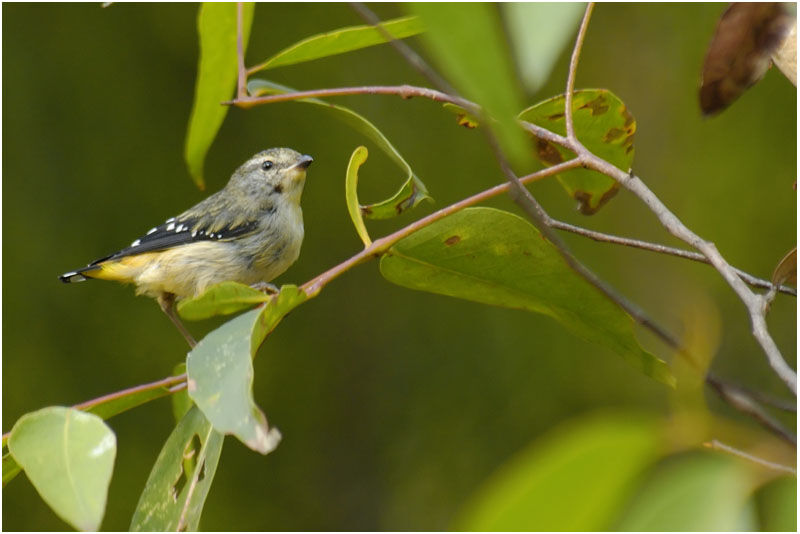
left=261, top=160, right=274, bottom=170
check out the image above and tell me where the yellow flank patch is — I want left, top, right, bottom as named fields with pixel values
left=84, top=253, right=160, bottom=282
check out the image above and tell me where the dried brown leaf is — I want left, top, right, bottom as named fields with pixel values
left=700, top=3, right=793, bottom=115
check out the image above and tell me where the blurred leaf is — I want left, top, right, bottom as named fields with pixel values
left=457, top=412, right=660, bottom=531
left=380, top=207, right=673, bottom=385
left=410, top=3, right=531, bottom=168
left=8, top=407, right=116, bottom=531
left=130, top=406, right=224, bottom=532
left=178, top=280, right=271, bottom=321
left=519, top=89, right=634, bottom=214
left=771, top=19, right=797, bottom=85
left=615, top=451, right=757, bottom=531
left=249, top=15, right=425, bottom=73
left=185, top=3, right=255, bottom=189
left=345, top=146, right=373, bottom=247
left=3, top=452, right=22, bottom=487
left=187, top=308, right=281, bottom=454
left=251, top=284, right=308, bottom=352
left=442, top=102, right=479, bottom=129
left=754, top=476, right=797, bottom=531
left=700, top=3, right=793, bottom=115
left=771, top=247, right=796, bottom=286
left=171, top=363, right=193, bottom=424
left=503, top=3, right=586, bottom=93
left=248, top=79, right=432, bottom=219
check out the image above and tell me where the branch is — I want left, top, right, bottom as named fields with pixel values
left=226, top=84, right=475, bottom=110
left=704, top=440, right=796, bottom=475
left=2, top=373, right=187, bottom=443
left=559, top=3, right=796, bottom=396
left=706, top=374, right=796, bottom=446
left=594, top=164, right=795, bottom=395
left=550, top=219, right=796, bottom=296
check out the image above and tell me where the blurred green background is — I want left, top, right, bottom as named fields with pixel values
left=3, top=3, right=795, bottom=530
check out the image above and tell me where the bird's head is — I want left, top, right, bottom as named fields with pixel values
left=228, top=147, right=313, bottom=206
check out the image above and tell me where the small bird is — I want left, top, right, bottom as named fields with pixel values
left=60, top=148, right=313, bottom=346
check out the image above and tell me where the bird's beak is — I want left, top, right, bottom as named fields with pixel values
left=291, top=155, right=314, bottom=170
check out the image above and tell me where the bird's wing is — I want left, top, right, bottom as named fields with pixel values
left=89, top=215, right=259, bottom=265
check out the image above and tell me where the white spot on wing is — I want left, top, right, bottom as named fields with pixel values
left=166, top=223, right=175, bottom=231
left=147, top=227, right=157, bottom=235
left=131, top=239, right=141, bottom=247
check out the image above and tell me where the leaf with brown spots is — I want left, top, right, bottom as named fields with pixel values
left=443, top=103, right=480, bottom=129
left=699, top=3, right=793, bottom=116
left=380, top=207, right=673, bottom=385
left=519, top=89, right=636, bottom=214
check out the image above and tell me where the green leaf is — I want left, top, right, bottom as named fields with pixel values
left=248, top=79, right=432, bottom=219
left=345, top=146, right=373, bottom=247
left=503, top=3, right=586, bottom=93
left=457, top=412, right=660, bottom=531
left=187, top=308, right=281, bottom=454
left=754, top=476, right=797, bottom=532
left=8, top=407, right=116, bottom=531
left=185, top=3, right=255, bottom=189
left=249, top=15, right=425, bottom=73
left=410, top=3, right=531, bottom=168
left=3, top=452, right=22, bottom=487
left=3, top=375, right=185, bottom=487
left=615, top=451, right=757, bottom=531
left=178, top=280, right=271, bottom=321
left=380, top=207, right=673, bottom=385
left=171, top=363, right=193, bottom=424
left=130, top=406, right=224, bottom=532
left=519, top=89, right=635, bottom=214
left=250, top=284, right=308, bottom=353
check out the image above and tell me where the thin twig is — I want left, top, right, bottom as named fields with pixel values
left=349, top=2, right=458, bottom=95
left=706, top=374, right=796, bottom=446
left=226, top=84, right=476, bottom=110
left=704, top=439, right=796, bottom=474
left=565, top=3, right=595, bottom=141
left=550, top=219, right=796, bottom=296
left=593, top=166, right=797, bottom=395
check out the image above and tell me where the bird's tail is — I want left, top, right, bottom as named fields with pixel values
left=59, top=264, right=101, bottom=283
left=59, top=255, right=153, bottom=284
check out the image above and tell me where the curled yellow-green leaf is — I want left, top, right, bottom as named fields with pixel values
left=345, top=147, right=372, bottom=247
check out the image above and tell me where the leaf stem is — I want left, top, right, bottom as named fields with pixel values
left=565, top=2, right=595, bottom=141
left=704, top=439, right=796, bottom=474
